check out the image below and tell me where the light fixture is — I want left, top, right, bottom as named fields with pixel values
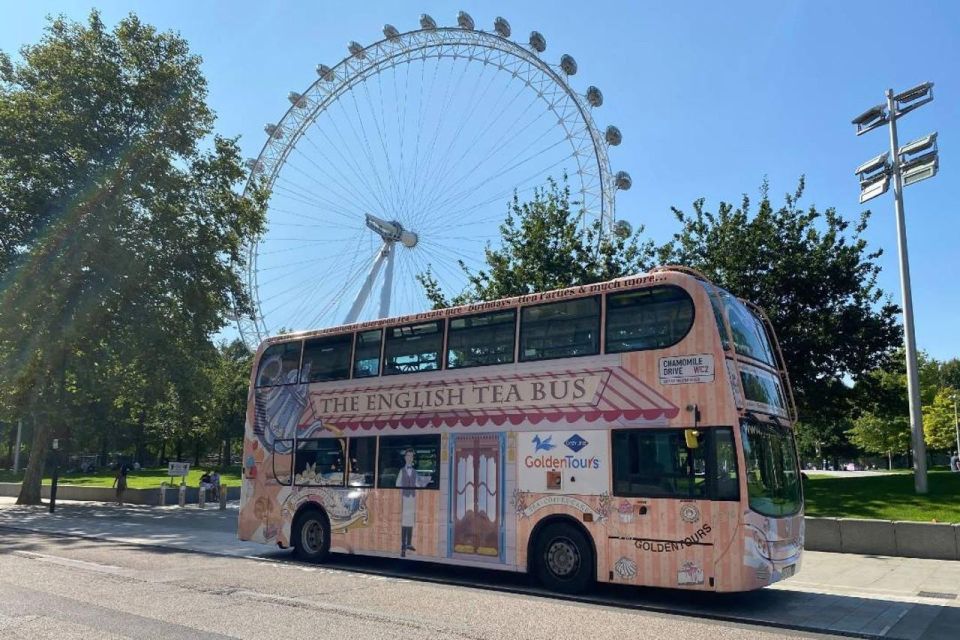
left=851, top=104, right=887, bottom=136
left=894, top=81, right=934, bottom=116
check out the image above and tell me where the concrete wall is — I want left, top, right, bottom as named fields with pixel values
left=0, top=482, right=239, bottom=506
left=805, top=516, right=960, bottom=560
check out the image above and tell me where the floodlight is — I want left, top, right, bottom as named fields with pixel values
left=858, top=173, right=889, bottom=203
left=899, top=132, right=937, bottom=159
left=901, top=153, right=938, bottom=187
left=894, top=81, right=934, bottom=116
left=855, top=152, right=889, bottom=178
left=852, top=104, right=887, bottom=135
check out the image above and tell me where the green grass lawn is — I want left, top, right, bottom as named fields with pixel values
left=804, top=470, right=960, bottom=523
left=0, top=466, right=242, bottom=489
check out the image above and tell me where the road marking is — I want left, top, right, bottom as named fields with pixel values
left=12, top=550, right=138, bottom=578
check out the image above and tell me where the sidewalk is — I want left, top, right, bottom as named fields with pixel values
left=1, top=496, right=958, bottom=638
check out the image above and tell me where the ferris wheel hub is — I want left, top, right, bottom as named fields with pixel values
left=365, top=213, right=419, bottom=249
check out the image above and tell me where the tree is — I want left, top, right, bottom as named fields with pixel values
left=847, top=362, right=912, bottom=469
left=419, top=177, right=655, bottom=307
left=659, top=178, right=902, bottom=459
left=205, top=339, right=253, bottom=467
left=0, top=12, right=265, bottom=503
left=923, top=387, right=959, bottom=453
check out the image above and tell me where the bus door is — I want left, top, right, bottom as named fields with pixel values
left=450, top=433, right=503, bottom=560
left=609, top=427, right=716, bottom=590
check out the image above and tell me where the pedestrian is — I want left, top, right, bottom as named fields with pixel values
left=950, top=451, right=959, bottom=473
left=210, top=469, right=221, bottom=501
left=113, top=463, right=129, bottom=506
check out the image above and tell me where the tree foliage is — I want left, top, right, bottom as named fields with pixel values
left=419, top=177, right=655, bottom=308
left=923, top=387, right=959, bottom=452
left=658, top=178, right=902, bottom=458
left=0, top=12, right=265, bottom=503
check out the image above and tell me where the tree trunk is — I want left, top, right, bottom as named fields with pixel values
left=16, top=418, right=51, bottom=505
left=134, top=411, right=146, bottom=467
left=156, top=439, right=166, bottom=467
left=223, top=437, right=231, bottom=467
left=175, top=438, right=183, bottom=461
left=193, top=438, right=201, bottom=467
left=887, top=451, right=892, bottom=470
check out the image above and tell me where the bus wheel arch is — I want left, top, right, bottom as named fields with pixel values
left=292, top=503, right=331, bottom=562
left=527, top=515, right=596, bottom=594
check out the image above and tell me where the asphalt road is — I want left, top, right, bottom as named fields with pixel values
left=0, top=530, right=838, bottom=640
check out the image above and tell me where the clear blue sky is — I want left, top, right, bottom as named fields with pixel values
left=2, top=1, right=957, bottom=360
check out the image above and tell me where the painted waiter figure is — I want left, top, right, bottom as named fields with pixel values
left=396, top=448, right=418, bottom=556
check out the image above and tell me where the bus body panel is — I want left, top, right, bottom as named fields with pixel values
left=238, top=271, right=803, bottom=593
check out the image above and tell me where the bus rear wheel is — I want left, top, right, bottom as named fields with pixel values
left=533, top=522, right=594, bottom=594
left=293, top=509, right=330, bottom=562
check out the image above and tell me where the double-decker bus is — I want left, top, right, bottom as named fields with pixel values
left=239, top=267, right=803, bottom=593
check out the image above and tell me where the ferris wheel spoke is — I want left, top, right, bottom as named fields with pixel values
left=410, top=56, right=497, bottom=218
left=346, top=83, right=402, bottom=216
left=424, top=137, right=572, bottom=220
left=303, top=124, right=392, bottom=217
left=289, top=142, right=383, bottom=216
left=416, top=96, right=551, bottom=218
left=405, top=54, right=464, bottom=223
left=270, top=179, right=363, bottom=222
left=330, top=90, right=396, bottom=216
left=360, top=73, right=402, bottom=217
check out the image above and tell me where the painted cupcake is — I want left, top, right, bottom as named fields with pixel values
left=618, top=500, right=634, bottom=523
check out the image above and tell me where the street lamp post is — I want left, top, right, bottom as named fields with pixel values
left=852, top=82, right=939, bottom=494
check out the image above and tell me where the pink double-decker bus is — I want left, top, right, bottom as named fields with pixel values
left=239, top=267, right=803, bottom=593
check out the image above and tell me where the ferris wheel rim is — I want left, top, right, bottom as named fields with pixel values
left=235, top=18, right=626, bottom=351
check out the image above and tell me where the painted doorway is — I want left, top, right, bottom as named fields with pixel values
left=450, top=433, right=503, bottom=559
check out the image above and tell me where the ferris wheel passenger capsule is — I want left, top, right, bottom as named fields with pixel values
left=615, top=171, right=632, bottom=191
left=586, top=86, right=603, bottom=107
left=287, top=92, right=307, bottom=108
left=420, top=14, right=437, bottom=30
left=494, top=17, right=511, bottom=38
left=560, top=54, right=577, bottom=76
left=457, top=11, right=475, bottom=30
left=264, top=123, right=282, bottom=139
left=614, top=219, right=633, bottom=238
left=244, top=158, right=263, bottom=173
left=316, top=64, right=335, bottom=81
left=348, top=41, right=366, bottom=59
left=605, top=125, right=622, bottom=146
left=383, top=24, right=400, bottom=40
left=529, top=31, right=546, bottom=53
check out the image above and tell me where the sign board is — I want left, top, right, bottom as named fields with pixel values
left=518, top=429, right=609, bottom=494
left=51, top=439, right=59, bottom=450
left=659, top=354, right=715, bottom=385
left=167, top=461, right=190, bottom=477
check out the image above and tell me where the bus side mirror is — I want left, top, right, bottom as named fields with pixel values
left=684, top=430, right=700, bottom=449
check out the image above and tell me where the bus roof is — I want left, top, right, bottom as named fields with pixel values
left=258, top=267, right=712, bottom=349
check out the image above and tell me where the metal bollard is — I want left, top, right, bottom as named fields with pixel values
left=159, top=483, right=167, bottom=506
left=198, top=486, right=206, bottom=509
left=219, top=484, right=227, bottom=510
left=178, top=484, right=186, bottom=507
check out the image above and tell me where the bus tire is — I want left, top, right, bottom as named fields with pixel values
left=533, top=521, right=594, bottom=594
left=293, top=508, right=330, bottom=562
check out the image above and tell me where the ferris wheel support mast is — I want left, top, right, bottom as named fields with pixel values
left=343, top=214, right=416, bottom=324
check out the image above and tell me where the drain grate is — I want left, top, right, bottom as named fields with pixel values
left=917, top=591, right=957, bottom=600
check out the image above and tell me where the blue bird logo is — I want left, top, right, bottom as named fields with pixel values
left=532, top=435, right=556, bottom=452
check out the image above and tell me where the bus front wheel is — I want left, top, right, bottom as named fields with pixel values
left=293, top=509, right=330, bottom=562
left=533, top=522, right=594, bottom=594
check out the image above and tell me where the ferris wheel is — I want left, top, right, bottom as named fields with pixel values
left=236, top=11, right=632, bottom=350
